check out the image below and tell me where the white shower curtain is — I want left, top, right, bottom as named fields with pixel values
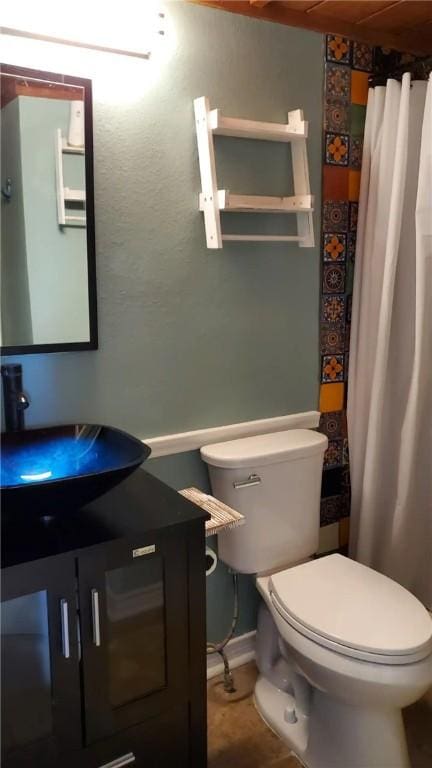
left=348, top=73, right=432, bottom=609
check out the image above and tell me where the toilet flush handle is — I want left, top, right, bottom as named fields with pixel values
left=233, top=474, right=262, bottom=489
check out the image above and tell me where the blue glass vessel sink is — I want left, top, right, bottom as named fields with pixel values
left=1, top=424, right=151, bottom=516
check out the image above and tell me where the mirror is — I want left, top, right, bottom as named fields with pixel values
left=0, top=64, right=97, bottom=354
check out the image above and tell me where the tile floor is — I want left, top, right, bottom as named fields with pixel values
left=207, top=662, right=432, bottom=768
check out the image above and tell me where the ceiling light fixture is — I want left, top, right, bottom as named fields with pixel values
left=0, top=0, right=165, bottom=59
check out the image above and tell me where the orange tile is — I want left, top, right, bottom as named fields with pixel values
left=339, top=517, right=350, bottom=548
left=323, top=166, right=349, bottom=201
left=351, top=70, right=369, bottom=105
left=319, top=383, right=344, bottom=413
left=349, top=170, right=361, bottom=201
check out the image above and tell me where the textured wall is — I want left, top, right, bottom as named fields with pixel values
left=2, top=3, right=324, bottom=639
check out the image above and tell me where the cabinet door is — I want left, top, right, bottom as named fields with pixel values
left=78, top=529, right=189, bottom=744
left=1, top=556, right=82, bottom=764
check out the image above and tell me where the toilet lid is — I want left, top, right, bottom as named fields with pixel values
left=270, top=555, right=432, bottom=663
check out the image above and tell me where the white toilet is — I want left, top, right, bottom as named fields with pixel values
left=201, top=429, right=432, bottom=768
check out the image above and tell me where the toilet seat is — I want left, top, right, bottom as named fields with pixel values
left=270, top=554, right=432, bottom=665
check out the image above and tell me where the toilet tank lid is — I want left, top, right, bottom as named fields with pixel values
left=200, top=429, right=328, bottom=469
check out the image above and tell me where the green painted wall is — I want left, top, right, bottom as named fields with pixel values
left=19, top=97, right=89, bottom=344
left=2, top=3, right=324, bottom=639
left=1, top=98, right=33, bottom=346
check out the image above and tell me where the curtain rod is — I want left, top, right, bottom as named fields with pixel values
left=369, top=55, right=432, bottom=87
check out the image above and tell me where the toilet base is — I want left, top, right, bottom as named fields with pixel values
left=254, top=674, right=411, bottom=768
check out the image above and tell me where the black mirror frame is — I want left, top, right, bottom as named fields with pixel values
left=0, top=63, right=98, bottom=355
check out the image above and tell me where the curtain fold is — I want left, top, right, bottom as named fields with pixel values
left=348, top=74, right=432, bottom=609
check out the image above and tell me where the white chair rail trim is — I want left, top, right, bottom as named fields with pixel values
left=142, top=410, right=320, bottom=458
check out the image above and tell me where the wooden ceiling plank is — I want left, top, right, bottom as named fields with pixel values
left=357, top=0, right=432, bottom=31
left=305, top=1, right=402, bottom=24
left=279, top=1, right=324, bottom=11
left=304, top=1, right=328, bottom=12
left=189, top=0, right=432, bottom=54
left=354, top=0, right=404, bottom=25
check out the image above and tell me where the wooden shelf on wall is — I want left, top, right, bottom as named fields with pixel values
left=194, top=97, right=315, bottom=249
left=199, top=191, right=314, bottom=214
left=210, top=109, right=308, bottom=142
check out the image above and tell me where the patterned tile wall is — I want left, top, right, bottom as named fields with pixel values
left=319, top=35, right=372, bottom=537
left=318, top=40, right=423, bottom=545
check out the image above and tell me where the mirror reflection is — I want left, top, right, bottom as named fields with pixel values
left=1, top=67, right=96, bottom=351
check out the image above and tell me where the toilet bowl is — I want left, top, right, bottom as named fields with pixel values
left=201, top=430, right=432, bottom=768
left=255, top=555, right=432, bottom=768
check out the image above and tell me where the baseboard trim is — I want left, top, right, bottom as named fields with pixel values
left=206, top=630, right=256, bottom=680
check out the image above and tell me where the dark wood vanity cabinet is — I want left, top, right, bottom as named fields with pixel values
left=1, top=471, right=208, bottom=768
left=1, top=555, right=82, bottom=765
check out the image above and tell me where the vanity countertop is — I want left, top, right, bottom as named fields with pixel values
left=1, top=468, right=209, bottom=569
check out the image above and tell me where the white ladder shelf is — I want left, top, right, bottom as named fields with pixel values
left=194, top=97, right=314, bottom=249
left=55, top=129, right=86, bottom=227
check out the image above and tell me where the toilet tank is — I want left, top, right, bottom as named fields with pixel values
left=201, top=429, right=328, bottom=575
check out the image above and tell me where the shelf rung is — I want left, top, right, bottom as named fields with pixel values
left=200, top=191, right=313, bottom=213
left=62, top=138, right=85, bottom=154
left=222, top=234, right=303, bottom=243
left=64, top=188, right=86, bottom=202
left=64, top=215, right=86, bottom=225
left=210, top=110, right=307, bottom=142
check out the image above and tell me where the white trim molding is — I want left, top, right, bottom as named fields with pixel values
left=207, top=631, right=256, bottom=680
left=143, top=410, right=320, bottom=458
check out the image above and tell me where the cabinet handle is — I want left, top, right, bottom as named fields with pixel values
left=91, top=588, right=101, bottom=647
left=60, top=599, right=70, bottom=659
left=99, top=753, right=135, bottom=768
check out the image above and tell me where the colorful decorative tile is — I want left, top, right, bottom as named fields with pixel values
left=321, top=294, right=346, bottom=325
left=348, top=170, right=361, bottom=201
left=350, top=104, right=366, bottom=136
left=320, top=412, right=344, bottom=440
left=349, top=137, right=363, bottom=169
left=321, top=466, right=343, bottom=498
left=325, top=102, right=350, bottom=133
left=343, top=438, right=350, bottom=465
left=323, top=166, right=349, bottom=200
left=345, top=260, right=354, bottom=294
left=341, top=411, right=348, bottom=437
left=321, top=324, right=345, bottom=355
left=373, top=47, right=402, bottom=74
left=325, top=63, right=351, bottom=104
left=344, top=349, right=350, bottom=380
left=326, top=35, right=351, bottom=65
left=320, top=494, right=344, bottom=526
left=324, top=438, right=344, bottom=468
left=351, top=70, right=369, bottom=105
left=319, top=383, right=345, bottom=413
left=348, top=231, right=357, bottom=262
left=323, top=233, right=346, bottom=262
left=341, top=465, right=350, bottom=491
left=349, top=202, right=359, bottom=231
left=325, top=132, right=349, bottom=166
left=322, top=354, right=344, bottom=383
left=344, top=324, right=351, bottom=352
left=346, top=294, right=352, bottom=325
left=352, top=41, right=373, bottom=72
left=319, top=37, right=377, bottom=526
left=323, top=201, right=349, bottom=232
left=323, top=264, right=346, bottom=294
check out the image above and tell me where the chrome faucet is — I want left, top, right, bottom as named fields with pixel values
left=1, top=364, right=30, bottom=432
